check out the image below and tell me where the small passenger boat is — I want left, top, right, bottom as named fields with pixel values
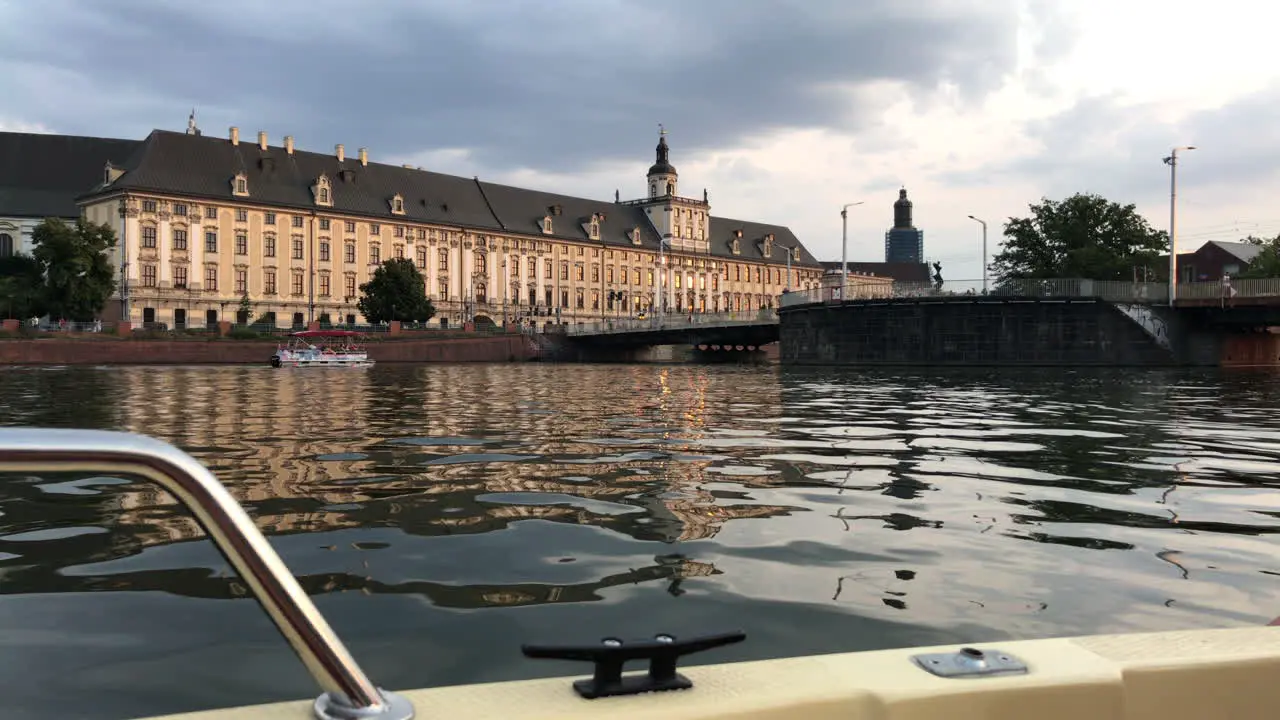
left=270, top=329, right=374, bottom=368
left=1, top=428, right=1277, bottom=720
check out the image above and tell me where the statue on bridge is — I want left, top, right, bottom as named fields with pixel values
left=932, top=261, right=943, bottom=291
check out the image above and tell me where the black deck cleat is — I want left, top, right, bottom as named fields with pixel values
left=522, top=630, right=746, bottom=699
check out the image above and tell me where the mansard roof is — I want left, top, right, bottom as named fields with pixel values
left=0, top=131, right=140, bottom=219
left=80, top=129, right=820, bottom=267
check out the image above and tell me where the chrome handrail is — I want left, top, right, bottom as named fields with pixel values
left=0, top=428, right=413, bottom=720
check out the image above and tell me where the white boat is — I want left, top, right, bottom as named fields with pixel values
left=2, top=428, right=1275, bottom=720
left=270, top=330, right=374, bottom=368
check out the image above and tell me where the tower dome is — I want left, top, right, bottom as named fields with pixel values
left=648, top=134, right=677, bottom=177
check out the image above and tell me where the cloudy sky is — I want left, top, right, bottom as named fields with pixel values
left=2, top=0, right=1276, bottom=279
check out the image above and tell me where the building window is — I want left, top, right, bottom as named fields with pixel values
left=345, top=275, right=356, bottom=298
left=589, top=221, right=600, bottom=240
left=319, top=272, right=330, bottom=297
left=370, top=245, right=381, bottom=264
left=141, top=225, right=157, bottom=248
left=205, top=265, right=218, bottom=291
left=394, top=225, right=405, bottom=238
left=291, top=216, right=303, bottom=228
left=395, top=244, right=404, bottom=260
left=344, top=243, right=356, bottom=264
left=575, top=290, right=584, bottom=309
left=575, top=266, right=584, bottom=281
left=319, top=218, right=330, bottom=231
left=545, top=260, right=553, bottom=279
left=291, top=270, right=304, bottom=296
left=319, top=241, right=330, bottom=261
left=205, top=206, right=217, bottom=220
left=264, top=269, right=277, bottom=294
left=370, top=223, right=380, bottom=236
left=235, top=269, right=247, bottom=294
left=235, top=232, right=248, bottom=255
left=235, top=209, right=248, bottom=222
left=345, top=221, right=356, bottom=233
left=204, top=232, right=217, bottom=253
left=172, top=228, right=187, bottom=250
left=391, top=195, right=405, bottom=215
left=476, top=283, right=487, bottom=303
left=291, top=236, right=304, bottom=260
left=438, top=248, right=448, bottom=270
left=173, top=265, right=188, bottom=288
left=542, top=216, right=553, bottom=234
left=561, top=290, right=569, bottom=307
left=416, top=246, right=427, bottom=269
left=232, top=174, right=248, bottom=196
left=264, top=212, right=276, bottom=225
left=141, top=264, right=157, bottom=286
left=560, top=262, right=569, bottom=280
left=475, top=253, right=487, bottom=273
left=313, top=175, right=332, bottom=206
left=142, top=199, right=157, bottom=213
left=174, top=204, right=187, bottom=217
left=592, top=265, right=600, bottom=282
left=264, top=235, right=276, bottom=258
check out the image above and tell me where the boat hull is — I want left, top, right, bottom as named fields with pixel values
left=136, top=624, right=1280, bottom=720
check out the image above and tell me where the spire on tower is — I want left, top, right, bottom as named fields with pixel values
left=186, top=108, right=201, bottom=136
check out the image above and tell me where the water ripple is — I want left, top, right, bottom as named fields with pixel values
left=1, top=365, right=1280, bottom=720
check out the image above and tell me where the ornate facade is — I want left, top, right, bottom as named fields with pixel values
left=78, top=124, right=824, bottom=328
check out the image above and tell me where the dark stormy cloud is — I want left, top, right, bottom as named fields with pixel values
left=1, top=0, right=1036, bottom=173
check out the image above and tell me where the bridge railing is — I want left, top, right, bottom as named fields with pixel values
left=1177, top=277, right=1280, bottom=300
left=781, top=279, right=1171, bottom=306
left=564, top=310, right=778, bottom=336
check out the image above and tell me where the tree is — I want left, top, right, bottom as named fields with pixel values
left=30, top=218, right=118, bottom=321
left=0, top=253, right=46, bottom=319
left=990, top=193, right=1169, bottom=282
left=357, top=257, right=436, bottom=323
left=1240, top=234, right=1280, bottom=279
left=237, top=292, right=253, bottom=323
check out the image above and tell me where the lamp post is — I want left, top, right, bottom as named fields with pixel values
left=1163, top=146, right=1196, bottom=306
left=966, top=215, right=988, bottom=294
left=840, top=202, right=864, bottom=299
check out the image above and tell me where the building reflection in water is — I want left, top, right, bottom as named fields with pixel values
left=0, top=365, right=796, bottom=610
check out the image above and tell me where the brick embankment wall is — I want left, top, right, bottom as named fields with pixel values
left=0, top=334, right=539, bottom=365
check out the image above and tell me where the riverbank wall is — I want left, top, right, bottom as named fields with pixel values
left=0, top=333, right=539, bottom=365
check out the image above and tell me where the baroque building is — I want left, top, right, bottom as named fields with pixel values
left=77, top=124, right=823, bottom=328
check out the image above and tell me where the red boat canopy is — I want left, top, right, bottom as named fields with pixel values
left=291, top=330, right=363, bottom=338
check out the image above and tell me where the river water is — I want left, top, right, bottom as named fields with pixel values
left=2, top=364, right=1280, bottom=719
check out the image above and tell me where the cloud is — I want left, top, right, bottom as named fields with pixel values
left=945, top=82, right=1280, bottom=210
left=0, top=0, right=1034, bottom=174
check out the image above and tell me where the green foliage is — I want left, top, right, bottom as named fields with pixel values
left=0, top=253, right=46, bottom=318
left=29, top=218, right=118, bottom=321
left=991, top=193, right=1168, bottom=281
left=357, top=258, right=436, bottom=323
left=237, top=292, right=252, bottom=317
left=1240, top=234, right=1280, bottom=279
left=226, top=327, right=263, bottom=340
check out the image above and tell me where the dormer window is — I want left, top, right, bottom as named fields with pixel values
left=588, top=216, right=601, bottom=240
left=390, top=194, right=405, bottom=215
left=231, top=172, right=249, bottom=197
left=763, top=233, right=774, bottom=257
left=542, top=216, right=553, bottom=234
left=312, top=175, right=333, bottom=207
left=631, top=227, right=642, bottom=246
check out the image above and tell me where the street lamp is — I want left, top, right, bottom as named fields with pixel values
left=784, top=245, right=795, bottom=292
left=967, top=215, right=988, bottom=294
left=1162, top=146, right=1196, bottom=306
left=840, top=202, right=864, bottom=299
